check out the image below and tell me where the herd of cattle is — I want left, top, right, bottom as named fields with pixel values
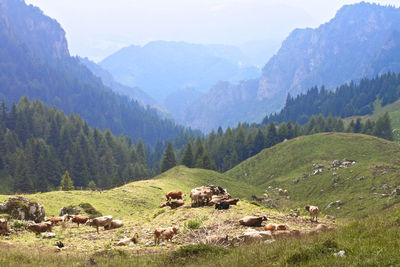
left=161, top=185, right=239, bottom=210
left=0, top=185, right=323, bottom=248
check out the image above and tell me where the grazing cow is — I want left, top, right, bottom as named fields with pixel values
left=26, top=222, right=52, bottom=235
left=104, top=220, right=124, bottom=230
left=283, top=189, right=289, bottom=196
left=0, top=219, right=9, bottom=235
left=68, top=215, right=90, bottom=227
left=276, top=224, right=288, bottom=231
left=215, top=201, right=230, bottom=210
left=115, top=233, right=139, bottom=246
left=166, top=190, right=184, bottom=201
left=239, top=216, right=268, bottom=227
left=305, top=205, right=319, bottom=222
left=224, top=198, right=239, bottom=205
left=278, top=189, right=284, bottom=195
left=160, top=199, right=185, bottom=209
left=46, top=217, right=63, bottom=226
left=86, top=215, right=113, bottom=233
left=251, top=194, right=264, bottom=202
left=154, top=227, right=179, bottom=245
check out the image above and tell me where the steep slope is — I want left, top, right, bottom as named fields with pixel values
left=78, top=57, right=159, bottom=109
left=226, top=133, right=400, bottom=217
left=259, top=3, right=400, bottom=100
left=183, top=3, right=400, bottom=132
left=0, top=0, right=187, bottom=145
left=99, top=41, right=260, bottom=104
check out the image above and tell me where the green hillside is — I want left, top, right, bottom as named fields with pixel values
left=226, top=132, right=400, bottom=218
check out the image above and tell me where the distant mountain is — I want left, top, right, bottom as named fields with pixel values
left=0, top=0, right=191, bottom=145
left=258, top=2, right=400, bottom=101
left=78, top=57, right=159, bottom=109
left=183, top=3, right=400, bottom=132
left=163, top=87, right=204, bottom=122
left=99, top=41, right=260, bottom=104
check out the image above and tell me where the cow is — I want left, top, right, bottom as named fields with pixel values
left=224, top=198, right=239, bottom=205
left=160, top=199, right=184, bottom=209
left=86, top=215, right=113, bottom=233
left=190, top=186, right=213, bottom=207
left=0, top=219, right=9, bottom=235
left=68, top=215, right=90, bottom=227
left=166, top=190, right=184, bottom=201
left=154, top=227, right=179, bottom=245
left=46, top=217, right=64, bottom=226
left=251, top=194, right=264, bottom=202
left=104, top=220, right=124, bottom=230
left=215, top=201, right=230, bottom=210
left=305, top=205, right=319, bottom=222
left=239, top=216, right=268, bottom=227
left=115, top=233, right=139, bottom=246
left=26, top=222, right=52, bottom=235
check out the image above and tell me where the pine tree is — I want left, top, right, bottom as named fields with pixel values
left=161, top=142, right=177, bottom=172
left=88, top=180, right=97, bottom=191
left=180, top=142, right=194, bottom=168
left=60, top=171, right=74, bottom=191
left=373, top=112, right=394, bottom=140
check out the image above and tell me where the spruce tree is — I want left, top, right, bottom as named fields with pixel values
left=60, top=171, right=74, bottom=191
left=161, top=142, right=177, bottom=172
left=180, top=142, right=194, bottom=168
left=373, top=112, right=393, bottom=140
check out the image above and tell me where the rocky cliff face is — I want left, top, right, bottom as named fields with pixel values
left=183, top=3, right=400, bottom=132
left=259, top=3, right=400, bottom=100
left=0, top=0, right=69, bottom=60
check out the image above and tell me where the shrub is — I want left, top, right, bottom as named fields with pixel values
left=184, top=219, right=202, bottom=230
left=12, top=220, right=28, bottom=229
left=79, top=203, right=102, bottom=219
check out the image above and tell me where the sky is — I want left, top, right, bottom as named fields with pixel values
left=25, top=0, right=400, bottom=62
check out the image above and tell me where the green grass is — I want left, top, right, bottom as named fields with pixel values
left=1, top=204, right=400, bottom=266
left=226, top=132, right=400, bottom=218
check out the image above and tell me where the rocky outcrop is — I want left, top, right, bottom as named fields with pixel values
left=0, top=197, right=45, bottom=223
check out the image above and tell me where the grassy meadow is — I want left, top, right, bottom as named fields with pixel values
left=0, top=133, right=400, bottom=266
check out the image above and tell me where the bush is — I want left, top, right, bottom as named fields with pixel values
left=79, top=203, right=102, bottom=219
left=184, top=219, right=202, bottom=230
left=12, top=220, right=28, bottom=229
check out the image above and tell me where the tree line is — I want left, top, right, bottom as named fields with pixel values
left=263, top=72, right=400, bottom=125
left=0, top=97, right=151, bottom=194
left=161, top=112, right=393, bottom=173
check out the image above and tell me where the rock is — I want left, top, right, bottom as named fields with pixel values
left=381, top=194, right=388, bottom=198
left=359, top=196, right=364, bottom=200
left=129, top=242, right=135, bottom=247
left=391, top=189, right=398, bottom=196
left=293, top=179, right=299, bottom=184
left=332, top=172, right=337, bottom=176
left=336, top=207, right=341, bottom=210
left=382, top=171, right=387, bottom=175
left=382, top=184, right=390, bottom=190
left=145, top=241, right=154, bottom=246
left=326, top=200, right=341, bottom=210
left=332, top=160, right=341, bottom=167
left=333, top=177, right=340, bottom=183
left=313, top=163, right=324, bottom=169
left=41, top=232, right=56, bottom=238
left=302, top=174, right=308, bottom=179
left=159, top=242, right=166, bottom=246
left=286, top=196, right=291, bottom=200
left=357, top=176, right=365, bottom=181
left=334, top=250, right=345, bottom=257
left=371, top=187, right=376, bottom=191
left=0, top=197, right=45, bottom=223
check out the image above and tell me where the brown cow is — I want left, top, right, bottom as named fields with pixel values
left=115, top=233, right=139, bottom=246
left=154, top=226, right=179, bottom=245
left=26, top=222, right=52, bottom=235
left=68, top=215, right=90, bottom=227
left=224, top=198, right=240, bottom=205
left=86, top=215, right=113, bottom=233
left=160, top=200, right=184, bottom=209
left=0, top=219, right=9, bottom=235
left=166, top=190, right=184, bottom=201
left=46, top=217, right=63, bottom=226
